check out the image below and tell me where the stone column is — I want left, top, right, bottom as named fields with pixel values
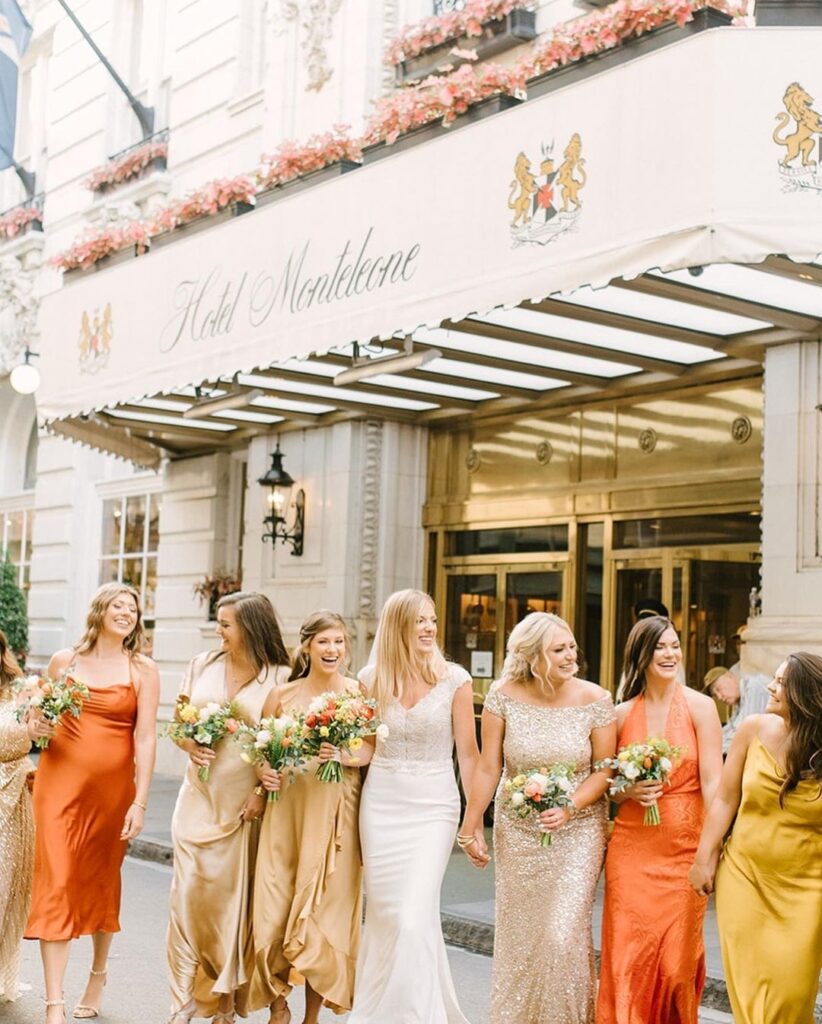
left=744, top=340, right=822, bottom=674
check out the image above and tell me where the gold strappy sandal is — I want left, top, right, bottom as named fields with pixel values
left=73, top=968, right=107, bottom=1019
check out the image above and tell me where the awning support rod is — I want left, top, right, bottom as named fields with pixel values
left=55, top=0, right=155, bottom=140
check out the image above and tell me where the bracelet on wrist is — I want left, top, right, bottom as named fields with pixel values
left=132, top=800, right=147, bottom=811
left=456, top=833, right=477, bottom=848
left=253, top=785, right=265, bottom=797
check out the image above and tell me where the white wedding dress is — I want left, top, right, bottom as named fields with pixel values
left=350, top=663, right=473, bottom=1024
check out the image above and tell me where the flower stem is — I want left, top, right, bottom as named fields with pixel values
left=540, top=831, right=553, bottom=847
left=643, top=801, right=661, bottom=826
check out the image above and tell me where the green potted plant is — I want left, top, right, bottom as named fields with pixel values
left=0, top=557, right=28, bottom=665
left=193, top=570, right=242, bottom=621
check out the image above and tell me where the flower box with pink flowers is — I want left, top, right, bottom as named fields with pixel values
left=0, top=202, right=43, bottom=243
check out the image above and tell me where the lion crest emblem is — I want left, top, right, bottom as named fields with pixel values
left=774, top=82, right=822, bottom=194
left=78, top=303, right=113, bottom=375
left=508, top=133, right=586, bottom=247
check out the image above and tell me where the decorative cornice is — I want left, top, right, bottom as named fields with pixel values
left=0, top=254, right=40, bottom=376
left=358, top=419, right=383, bottom=619
left=277, top=0, right=345, bottom=92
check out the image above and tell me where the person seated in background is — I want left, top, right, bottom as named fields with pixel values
left=706, top=629, right=770, bottom=756
left=633, top=598, right=669, bottom=621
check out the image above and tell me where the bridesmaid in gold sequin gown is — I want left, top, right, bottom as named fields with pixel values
left=0, top=632, right=35, bottom=1004
left=460, top=613, right=617, bottom=1024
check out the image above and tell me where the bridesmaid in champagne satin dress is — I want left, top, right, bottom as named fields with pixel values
left=690, top=653, right=822, bottom=1024
left=460, top=613, right=617, bottom=1024
left=166, top=592, right=289, bottom=1024
left=251, top=612, right=365, bottom=1024
left=598, top=616, right=722, bottom=1024
left=25, top=583, right=160, bottom=1024
left=0, top=632, right=35, bottom=1004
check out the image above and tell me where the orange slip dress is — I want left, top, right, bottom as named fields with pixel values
left=25, top=674, right=137, bottom=942
left=597, top=685, right=707, bottom=1024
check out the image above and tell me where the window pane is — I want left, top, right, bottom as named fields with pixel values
left=23, top=511, right=34, bottom=564
left=121, top=556, right=144, bottom=596
left=148, top=494, right=160, bottom=552
left=144, top=556, right=157, bottom=618
left=445, top=573, right=498, bottom=683
left=123, top=495, right=147, bottom=554
left=4, top=511, right=23, bottom=564
left=102, top=499, right=123, bottom=556
left=100, top=558, right=120, bottom=585
left=447, top=524, right=568, bottom=556
left=613, top=513, right=761, bottom=549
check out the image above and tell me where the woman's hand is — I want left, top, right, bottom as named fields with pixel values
left=621, top=779, right=663, bottom=807
left=26, top=713, right=56, bottom=745
left=182, top=739, right=215, bottom=770
left=318, top=742, right=341, bottom=764
left=240, top=791, right=266, bottom=822
left=688, top=856, right=718, bottom=896
left=539, top=806, right=573, bottom=833
left=120, top=803, right=145, bottom=841
left=458, top=827, right=490, bottom=869
left=258, top=766, right=282, bottom=794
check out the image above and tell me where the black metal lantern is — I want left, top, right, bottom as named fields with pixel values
left=258, top=444, right=305, bottom=556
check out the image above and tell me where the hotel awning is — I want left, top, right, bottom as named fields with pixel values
left=37, top=26, right=822, bottom=467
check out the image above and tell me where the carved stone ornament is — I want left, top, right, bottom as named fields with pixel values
left=466, top=448, right=481, bottom=473
left=731, top=415, right=753, bottom=445
left=0, top=255, right=40, bottom=375
left=535, top=440, right=553, bottom=465
left=638, top=428, right=658, bottom=454
left=358, top=420, right=383, bottom=619
left=275, top=0, right=345, bottom=92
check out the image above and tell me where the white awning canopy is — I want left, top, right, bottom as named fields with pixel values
left=37, top=26, right=822, bottom=466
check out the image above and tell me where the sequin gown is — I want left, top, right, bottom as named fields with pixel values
left=598, top=686, right=707, bottom=1024
left=484, top=688, right=616, bottom=1024
left=251, top=679, right=363, bottom=1014
left=26, top=669, right=138, bottom=941
left=167, top=654, right=284, bottom=1018
left=0, top=693, right=34, bottom=1002
left=348, top=663, right=472, bottom=1024
left=715, top=737, right=822, bottom=1024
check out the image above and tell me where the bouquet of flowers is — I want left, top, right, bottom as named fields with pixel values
left=15, top=673, right=90, bottom=749
left=502, top=763, right=577, bottom=847
left=167, top=696, right=240, bottom=782
left=235, top=714, right=307, bottom=801
left=598, top=738, right=681, bottom=825
left=301, top=691, right=386, bottom=783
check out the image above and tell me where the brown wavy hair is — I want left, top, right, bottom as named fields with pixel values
left=778, top=652, right=822, bottom=806
left=618, top=615, right=677, bottom=702
left=75, top=583, right=147, bottom=655
left=288, top=610, right=351, bottom=682
left=0, top=629, right=22, bottom=695
left=208, top=591, right=289, bottom=681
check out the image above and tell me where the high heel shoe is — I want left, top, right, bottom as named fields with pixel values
left=73, top=968, right=107, bottom=1019
left=211, top=1013, right=236, bottom=1023
left=165, top=1001, right=197, bottom=1024
left=45, top=998, right=66, bottom=1022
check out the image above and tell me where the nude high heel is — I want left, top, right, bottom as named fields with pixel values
left=73, top=967, right=107, bottom=1019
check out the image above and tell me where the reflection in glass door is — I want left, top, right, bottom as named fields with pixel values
left=445, top=573, right=498, bottom=687
left=613, top=564, right=663, bottom=685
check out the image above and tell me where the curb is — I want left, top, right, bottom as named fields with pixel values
left=128, top=838, right=821, bottom=1021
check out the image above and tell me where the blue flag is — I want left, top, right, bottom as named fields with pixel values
left=0, top=0, right=33, bottom=170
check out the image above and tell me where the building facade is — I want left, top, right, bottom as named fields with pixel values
left=1, top=0, right=821, bottom=774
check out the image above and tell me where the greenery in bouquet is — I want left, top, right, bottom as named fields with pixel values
left=301, top=690, right=385, bottom=783
left=167, top=695, right=240, bottom=781
left=235, top=714, right=307, bottom=801
left=15, top=672, right=90, bottom=749
left=597, top=738, right=682, bottom=825
left=503, top=763, right=577, bottom=847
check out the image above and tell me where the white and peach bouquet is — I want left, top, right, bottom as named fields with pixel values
left=15, top=672, right=90, bottom=749
left=597, top=738, right=681, bottom=825
left=301, top=691, right=386, bottom=783
left=235, top=714, right=307, bottom=802
left=502, top=763, right=577, bottom=847
left=167, top=696, right=241, bottom=782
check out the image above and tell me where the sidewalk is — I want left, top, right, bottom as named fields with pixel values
left=135, top=775, right=820, bottom=1021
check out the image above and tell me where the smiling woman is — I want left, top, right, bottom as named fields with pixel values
left=24, top=582, right=161, bottom=1024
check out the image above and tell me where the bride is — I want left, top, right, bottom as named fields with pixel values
left=350, top=589, right=479, bottom=1024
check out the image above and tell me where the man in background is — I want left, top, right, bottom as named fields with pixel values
left=708, top=627, right=770, bottom=755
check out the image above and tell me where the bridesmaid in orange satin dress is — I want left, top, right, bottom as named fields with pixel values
left=597, top=616, right=722, bottom=1024
left=25, top=583, right=160, bottom=1024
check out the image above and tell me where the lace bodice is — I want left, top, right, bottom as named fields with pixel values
left=359, top=663, right=471, bottom=773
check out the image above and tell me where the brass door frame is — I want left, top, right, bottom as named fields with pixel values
left=441, top=559, right=571, bottom=679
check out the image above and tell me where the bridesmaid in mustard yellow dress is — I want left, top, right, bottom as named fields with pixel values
left=167, top=592, right=290, bottom=1023
left=690, top=652, right=822, bottom=1024
left=251, top=611, right=366, bottom=1024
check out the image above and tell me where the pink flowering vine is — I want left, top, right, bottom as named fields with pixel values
left=50, top=220, right=153, bottom=272
left=386, top=0, right=533, bottom=66
left=0, top=205, right=41, bottom=242
left=84, top=139, right=169, bottom=193
left=150, top=175, right=257, bottom=232
left=257, top=125, right=363, bottom=190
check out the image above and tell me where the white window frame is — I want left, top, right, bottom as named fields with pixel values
left=0, top=493, right=36, bottom=591
left=97, top=476, right=162, bottom=621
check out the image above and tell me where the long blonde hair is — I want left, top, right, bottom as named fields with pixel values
left=75, top=582, right=147, bottom=655
left=369, top=589, right=447, bottom=713
left=0, top=629, right=22, bottom=697
left=500, top=612, right=576, bottom=695
left=288, top=610, right=351, bottom=682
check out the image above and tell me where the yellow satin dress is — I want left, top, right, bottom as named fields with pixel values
left=250, top=679, right=363, bottom=1015
left=715, top=737, right=822, bottom=1024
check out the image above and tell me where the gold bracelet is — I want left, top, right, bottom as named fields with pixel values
left=456, top=833, right=477, bottom=848
left=133, top=800, right=147, bottom=811
left=253, top=785, right=265, bottom=797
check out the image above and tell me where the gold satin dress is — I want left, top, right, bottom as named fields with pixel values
left=166, top=654, right=283, bottom=1018
left=250, top=679, right=363, bottom=1015
left=484, top=688, right=616, bottom=1024
left=0, top=694, right=34, bottom=1003
left=715, top=737, right=822, bottom=1024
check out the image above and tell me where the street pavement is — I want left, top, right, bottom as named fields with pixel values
left=6, top=857, right=734, bottom=1024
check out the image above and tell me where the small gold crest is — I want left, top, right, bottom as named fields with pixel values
left=774, top=82, right=822, bottom=195
left=78, top=303, right=113, bottom=375
left=508, top=133, right=586, bottom=247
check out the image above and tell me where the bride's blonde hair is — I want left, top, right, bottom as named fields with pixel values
left=500, top=612, right=577, bottom=695
left=368, top=589, right=447, bottom=714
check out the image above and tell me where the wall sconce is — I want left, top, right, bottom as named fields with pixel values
left=10, top=347, right=41, bottom=395
left=258, top=443, right=305, bottom=556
